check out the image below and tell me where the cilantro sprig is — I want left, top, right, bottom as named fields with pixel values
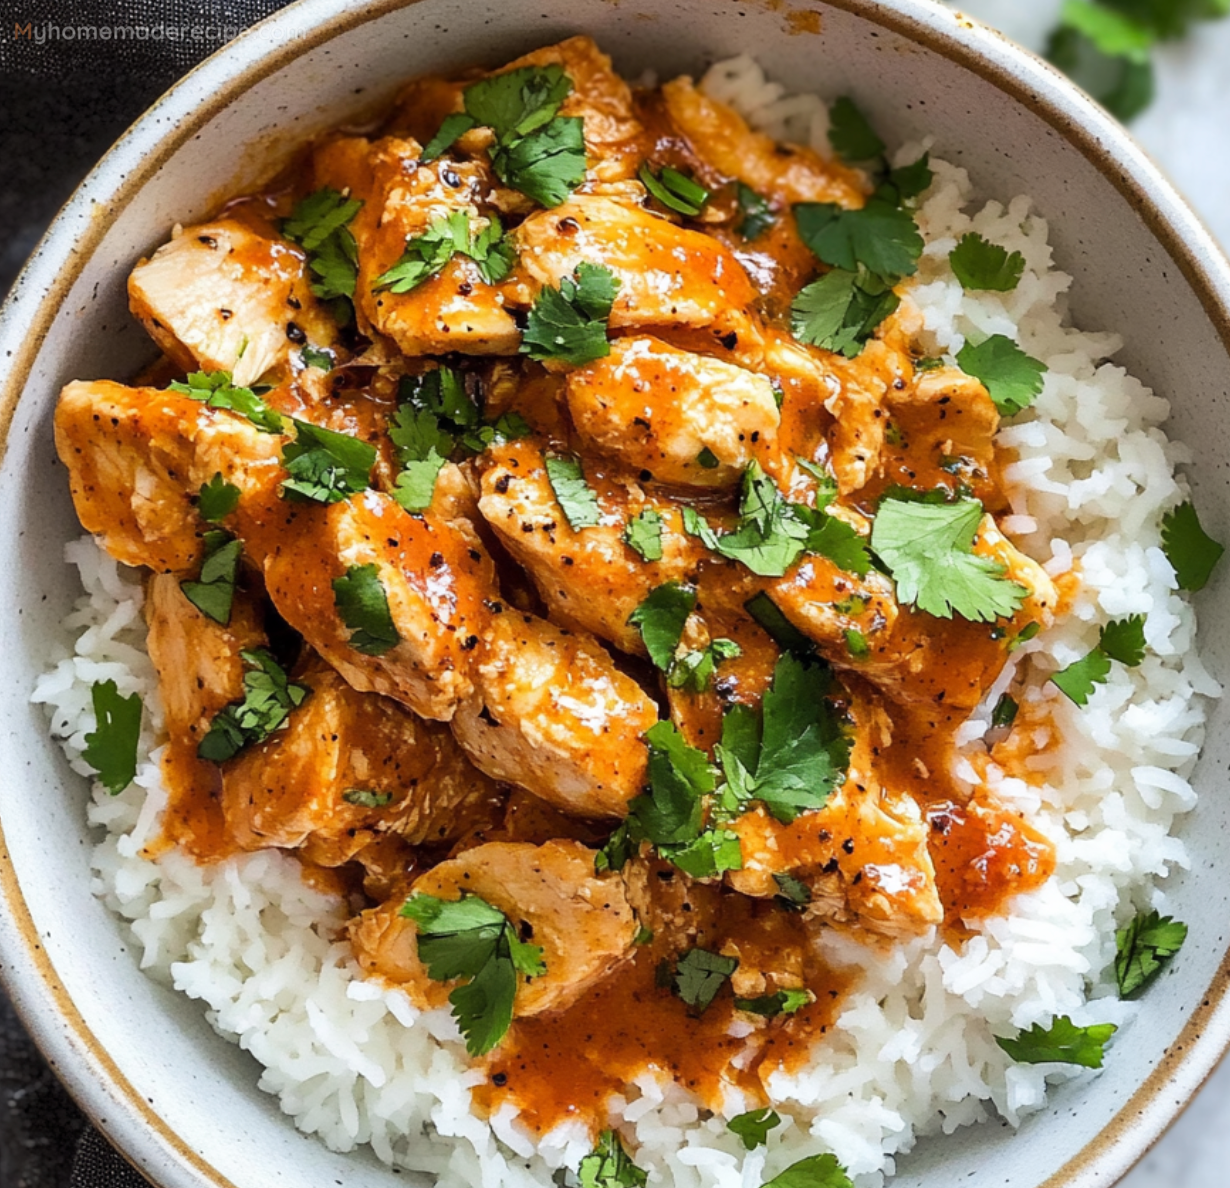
left=667, top=639, right=742, bottom=694
left=1114, top=909, right=1188, bottom=998
left=623, top=509, right=664, bottom=562
left=1162, top=500, right=1224, bottom=591
left=949, top=233, right=1026, bottom=292
left=372, top=210, right=515, bottom=294
left=671, top=947, right=738, bottom=1014
left=280, top=419, right=376, bottom=505
left=332, top=563, right=401, bottom=656
left=81, top=680, right=141, bottom=796
left=628, top=582, right=696, bottom=671
left=957, top=334, right=1047, bottom=417
left=1051, top=614, right=1146, bottom=706
left=578, top=1130, right=647, bottom=1188
left=544, top=452, right=601, bottom=530
left=870, top=495, right=1030, bottom=622
left=791, top=269, right=901, bottom=359
left=197, top=473, right=241, bottom=523
left=996, top=1015, right=1118, bottom=1068
left=521, top=262, right=620, bottom=367
left=197, top=649, right=309, bottom=763
left=179, top=530, right=243, bottom=625
left=827, top=97, right=886, bottom=164
left=762, top=1154, right=854, bottom=1188
left=401, top=892, right=545, bottom=1056
left=794, top=199, right=923, bottom=282
left=728, top=1107, right=782, bottom=1151
left=282, top=187, right=363, bottom=318
left=169, top=371, right=283, bottom=434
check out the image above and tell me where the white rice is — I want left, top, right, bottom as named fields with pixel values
left=30, top=56, right=1221, bottom=1187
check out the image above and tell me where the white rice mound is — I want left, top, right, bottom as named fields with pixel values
left=31, top=56, right=1222, bottom=1188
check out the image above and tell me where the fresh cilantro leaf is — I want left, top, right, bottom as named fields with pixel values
left=1099, top=614, right=1147, bottom=665
left=673, top=947, right=738, bottom=1014
left=343, top=789, right=393, bottom=808
left=399, top=367, right=480, bottom=429
left=624, top=720, right=714, bottom=848
left=421, top=111, right=478, bottom=162
left=696, top=446, right=720, bottom=470
left=794, top=199, right=924, bottom=281
left=791, top=268, right=900, bottom=358
left=282, top=187, right=363, bottom=304
left=169, top=371, right=283, bottom=434
left=179, top=530, right=243, bottom=625
left=735, top=181, right=775, bottom=239
left=521, top=262, right=619, bottom=366
left=1162, top=500, right=1225, bottom=591
left=594, top=822, right=635, bottom=875
left=280, top=419, right=376, bottom=504
left=1115, top=910, right=1188, bottom=997
left=888, top=152, right=933, bottom=202
left=1051, top=647, right=1113, bottom=705
left=639, top=163, right=710, bottom=216
left=401, top=891, right=544, bottom=1056
left=629, top=582, right=697, bottom=671
left=578, top=1130, right=647, bottom=1188
left=299, top=345, right=336, bottom=372
left=667, top=639, right=742, bottom=693
left=373, top=210, right=515, bottom=293
left=388, top=402, right=453, bottom=464
left=711, top=462, right=810, bottom=577
left=827, top=96, right=886, bottom=163
left=773, top=871, right=812, bottom=909
left=996, top=1016, right=1118, bottom=1068
left=464, top=63, right=573, bottom=141
left=949, top=232, right=1026, bottom=292
left=198, top=649, right=309, bottom=763
left=762, top=1154, right=854, bottom=1188
left=1008, top=621, right=1041, bottom=652
left=542, top=452, right=601, bottom=531
left=197, top=473, right=241, bottom=523
left=492, top=116, right=588, bottom=208
left=957, top=334, right=1047, bottom=417
left=734, top=987, right=814, bottom=1017
left=392, top=456, right=447, bottom=513
left=795, top=505, right=873, bottom=576
left=728, top=1107, right=782, bottom=1151
left=991, top=693, right=1019, bottom=729
left=681, top=506, right=722, bottom=551
left=81, top=680, right=141, bottom=795
left=744, top=591, right=818, bottom=657
left=623, top=509, right=664, bottom=561
left=331, top=563, right=401, bottom=656
left=661, top=828, right=744, bottom=878
left=871, top=496, right=1029, bottom=622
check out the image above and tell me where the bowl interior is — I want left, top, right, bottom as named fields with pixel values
left=1, top=2, right=1228, bottom=1186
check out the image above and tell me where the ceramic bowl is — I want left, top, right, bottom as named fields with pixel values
left=1, top=1, right=1228, bottom=1185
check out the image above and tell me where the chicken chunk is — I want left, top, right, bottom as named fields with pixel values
left=451, top=609, right=657, bottom=818
left=128, top=220, right=338, bottom=388
left=260, top=490, right=494, bottom=722
left=512, top=195, right=759, bottom=341
left=222, top=662, right=505, bottom=864
left=660, top=76, right=866, bottom=208
left=727, top=694, right=943, bottom=939
left=54, top=380, right=285, bottom=573
left=477, top=438, right=705, bottom=653
left=351, top=840, right=637, bottom=1018
left=314, top=136, right=520, bottom=357
left=565, top=337, right=781, bottom=488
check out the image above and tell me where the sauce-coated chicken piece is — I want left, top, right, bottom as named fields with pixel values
left=128, top=220, right=338, bottom=389
left=660, top=77, right=867, bottom=209
left=351, top=840, right=637, bottom=1017
left=313, top=135, right=520, bottom=357
left=512, top=195, right=760, bottom=343
left=260, top=489, right=494, bottom=722
left=451, top=609, right=657, bottom=818
left=564, top=336, right=781, bottom=489
left=727, top=694, right=943, bottom=939
left=222, top=662, right=506, bottom=865
left=477, top=437, right=705, bottom=654
left=54, top=380, right=285, bottom=574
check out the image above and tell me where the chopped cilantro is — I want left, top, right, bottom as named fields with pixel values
left=1162, top=500, right=1225, bottom=591
left=81, top=680, right=141, bottom=796
left=672, top=947, right=738, bottom=1013
left=949, top=232, right=1026, bottom=292
left=728, top=1107, right=782, bottom=1151
left=712, top=463, right=809, bottom=577
left=629, top=582, right=697, bottom=671
left=299, top=345, right=335, bottom=371
left=179, top=530, right=243, bottom=625
left=744, top=591, right=818, bottom=657
left=197, top=473, right=240, bottom=523
left=844, top=627, right=869, bottom=658
left=401, top=891, right=544, bottom=1057
left=991, top=693, right=1019, bottom=729
left=790, top=268, right=900, bottom=358
left=794, top=199, right=924, bottom=282
left=544, top=452, right=601, bottom=530
left=762, top=1153, right=854, bottom=1188
left=387, top=397, right=453, bottom=514
left=957, top=334, right=1047, bottom=417
left=281, top=187, right=363, bottom=310
left=667, top=638, right=742, bottom=693
left=827, top=96, right=886, bottom=163
left=625, top=720, right=714, bottom=849
left=660, top=828, right=744, bottom=878
left=623, top=508, right=664, bottom=562
left=521, top=262, right=619, bottom=366
left=1115, top=910, right=1188, bottom=998
left=639, top=163, right=709, bottom=216
left=887, top=152, right=934, bottom=202
left=734, top=987, right=814, bottom=1017
left=280, top=419, right=376, bottom=504
left=870, top=496, right=1030, bottom=622
left=1051, top=614, right=1146, bottom=705
left=696, top=446, right=720, bottom=470
left=373, top=210, right=515, bottom=294
left=578, top=1129, right=647, bottom=1188
left=343, top=789, right=393, bottom=808
left=735, top=182, right=775, bottom=239
left=995, top=1015, right=1118, bottom=1068
left=773, top=871, right=812, bottom=909
left=169, top=371, right=283, bottom=434
left=1008, top=621, right=1041, bottom=653
left=198, top=649, right=309, bottom=763
left=421, top=111, right=479, bottom=162
left=331, top=563, right=401, bottom=656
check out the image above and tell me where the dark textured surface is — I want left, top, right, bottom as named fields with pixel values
left=0, top=5, right=294, bottom=1183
